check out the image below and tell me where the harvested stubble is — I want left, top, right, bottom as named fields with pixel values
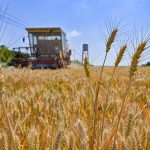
left=0, top=67, right=150, bottom=149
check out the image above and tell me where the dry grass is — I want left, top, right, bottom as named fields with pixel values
left=0, top=66, right=150, bottom=149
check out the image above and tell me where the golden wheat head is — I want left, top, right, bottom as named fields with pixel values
left=115, top=44, right=127, bottom=67
left=84, top=57, right=90, bottom=78
left=130, top=41, right=147, bottom=77
left=106, top=28, right=118, bottom=53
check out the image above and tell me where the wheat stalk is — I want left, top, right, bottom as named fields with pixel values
left=2, top=132, right=8, bottom=150
left=0, top=66, right=17, bottom=150
left=91, top=27, right=119, bottom=149
left=14, top=135, right=21, bottom=150
left=68, top=133, right=73, bottom=150
left=112, top=40, right=148, bottom=149
left=99, top=128, right=115, bottom=150
left=1, top=37, right=150, bottom=150
left=99, top=44, right=127, bottom=143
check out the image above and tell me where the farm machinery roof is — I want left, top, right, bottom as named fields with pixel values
left=12, top=27, right=71, bottom=69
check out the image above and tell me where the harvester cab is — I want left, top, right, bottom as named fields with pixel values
left=12, top=27, right=71, bottom=69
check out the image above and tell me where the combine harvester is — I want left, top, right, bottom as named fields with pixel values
left=12, top=27, right=71, bottom=69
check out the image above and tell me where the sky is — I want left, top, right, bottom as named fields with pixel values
left=1, top=0, right=150, bottom=66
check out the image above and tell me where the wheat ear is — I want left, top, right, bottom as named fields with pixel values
left=115, top=44, right=127, bottom=67
left=113, top=40, right=148, bottom=149
left=84, top=57, right=90, bottom=78
left=124, top=113, right=133, bottom=138
left=129, top=41, right=147, bottom=77
left=53, top=130, right=62, bottom=150
left=91, top=27, right=118, bottom=150
left=106, top=28, right=118, bottom=52
left=99, top=44, right=127, bottom=143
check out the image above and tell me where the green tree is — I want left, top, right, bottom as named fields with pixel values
left=0, top=45, right=29, bottom=65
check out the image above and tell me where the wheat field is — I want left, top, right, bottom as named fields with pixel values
left=0, top=66, right=150, bottom=150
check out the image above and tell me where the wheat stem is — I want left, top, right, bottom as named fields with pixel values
left=112, top=77, right=132, bottom=150
left=0, top=92, right=17, bottom=150
left=0, top=67, right=16, bottom=150
left=91, top=52, right=108, bottom=149
left=99, top=45, right=127, bottom=143
left=98, top=67, right=116, bottom=145
left=112, top=40, right=147, bottom=149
